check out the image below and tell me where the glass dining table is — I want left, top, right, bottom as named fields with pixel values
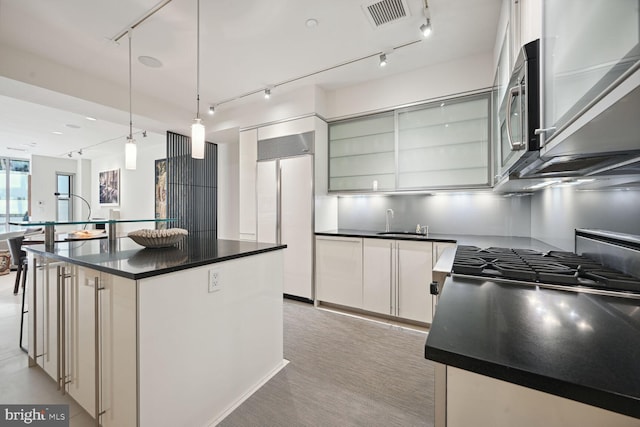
left=10, top=218, right=175, bottom=251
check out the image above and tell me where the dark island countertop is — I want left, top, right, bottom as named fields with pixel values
left=316, top=229, right=559, bottom=251
left=25, top=234, right=287, bottom=280
left=425, top=276, right=640, bottom=419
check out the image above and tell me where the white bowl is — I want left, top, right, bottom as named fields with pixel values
left=128, top=228, right=188, bottom=248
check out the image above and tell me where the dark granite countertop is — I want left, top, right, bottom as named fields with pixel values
left=315, top=229, right=560, bottom=251
left=425, top=276, right=640, bottom=419
left=25, top=234, right=286, bottom=280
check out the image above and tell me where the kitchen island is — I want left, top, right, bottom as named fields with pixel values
left=26, top=235, right=287, bottom=427
left=425, top=276, right=640, bottom=426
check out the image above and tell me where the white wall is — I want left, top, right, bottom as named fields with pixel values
left=90, top=132, right=166, bottom=235
left=325, top=53, right=494, bottom=120
left=531, top=187, right=640, bottom=251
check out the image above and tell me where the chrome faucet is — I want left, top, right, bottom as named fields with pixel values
left=385, top=209, right=394, bottom=232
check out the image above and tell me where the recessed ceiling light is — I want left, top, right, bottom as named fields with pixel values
left=305, top=18, right=318, bottom=28
left=52, top=131, right=63, bottom=135
left=85, top=116, right=97, bottom=121
left=138, top=55, right=163, bottom=68
left=65, top=124, right=81, bottom=129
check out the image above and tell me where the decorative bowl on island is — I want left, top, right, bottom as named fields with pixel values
left=128, top=228, right=188, bottom=248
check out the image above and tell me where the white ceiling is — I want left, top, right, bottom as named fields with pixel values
left=0, top=0, right=501, bottom=159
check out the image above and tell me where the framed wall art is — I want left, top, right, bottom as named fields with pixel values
left=99, top=169, right=120, bottom=206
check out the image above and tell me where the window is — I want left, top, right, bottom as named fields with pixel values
left=56, top=174, right=73, bottom=221
left=0, top=158, right=30, bottom=232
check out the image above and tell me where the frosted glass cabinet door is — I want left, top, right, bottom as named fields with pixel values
left=542, top=0, right=640, bottom=140
left=329, top=112, right=395, bottom=191
left=397, top=94, right=490, bottom=189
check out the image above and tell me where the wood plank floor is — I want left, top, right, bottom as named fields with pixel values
left=0, top=272, right=435, bottom=426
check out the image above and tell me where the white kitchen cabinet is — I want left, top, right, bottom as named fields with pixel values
left=67, top=265, right=97, bottom=416
left=28, top=261, right=137, bottom=427
left=363, top=239, right=393, bottom=315
left=66, top=265, right=137, bottom=427
left=397, top=240, right=433, bottom=323
left=316, top=236, right=363, bottom=308
left=362, top=238, right=435, bottom=323
left=97, top=271, right=137, bottom=427
left=28, top=255, right=64, bottom=381
left=239, top=128, right=257, bottom=241
left=446, top=366, right=640, bottom=427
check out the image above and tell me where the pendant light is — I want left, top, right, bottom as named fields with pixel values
left=125, top=29, right=137, bottom=170
left=191, top=0, right=205, bottom=159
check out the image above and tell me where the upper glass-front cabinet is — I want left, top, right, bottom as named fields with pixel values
left=397, top=95, right=489, bottom=189
left=329, top=113, right=395, bottom=192
left=328, top=93, right=491, bottom=192
left=542, top=0, right=640, bottom=142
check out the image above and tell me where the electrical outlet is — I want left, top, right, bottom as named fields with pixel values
left=208, top=269, right=221, bottom=293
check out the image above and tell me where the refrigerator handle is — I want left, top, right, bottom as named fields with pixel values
left=276, top=160, right=282, bottom=245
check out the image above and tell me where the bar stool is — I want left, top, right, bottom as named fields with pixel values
left=9, top=236, right=27, bottom=294
left=8, top=236, right=28, bottom=351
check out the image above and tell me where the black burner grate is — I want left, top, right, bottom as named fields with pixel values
left=453, top=245, right=640, bottom=293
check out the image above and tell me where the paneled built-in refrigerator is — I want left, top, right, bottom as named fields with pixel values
left=256, top=133, right=314, bottom=301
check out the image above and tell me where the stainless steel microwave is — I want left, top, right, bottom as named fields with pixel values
left=497, top=39, right=540, bottom=178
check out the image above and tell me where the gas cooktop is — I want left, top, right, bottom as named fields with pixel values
left=452, top=246, right=640, bottom=294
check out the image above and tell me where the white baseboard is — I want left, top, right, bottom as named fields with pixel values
left=207, top=359, right=290, bottom=426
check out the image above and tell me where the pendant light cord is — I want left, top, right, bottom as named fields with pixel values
left=128, top=29, right=133, bottom=139
left=196, top=0, right=200, bottom=120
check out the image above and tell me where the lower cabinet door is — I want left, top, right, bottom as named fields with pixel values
left=363, top=239, right=393, bottom=315
left=67, top=265, right=97, bottom=416
left=316, top=236, right=363, bottom=308
left=397, top=240, right=433, bottom=323
left=99, top=274, right=137, bottom=427
left=30, top=254, right=64, bottom=381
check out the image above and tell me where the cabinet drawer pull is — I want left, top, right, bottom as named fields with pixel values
left=94, top=277, right=104, bottom=426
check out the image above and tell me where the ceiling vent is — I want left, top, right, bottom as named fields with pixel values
left=362, top=0, right=411, bottom=28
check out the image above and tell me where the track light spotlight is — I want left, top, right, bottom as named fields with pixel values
left=264, top=88, right=271, bottom=99
left=142, top=130, right=147, bottom=137
left=67, top=152, right=73, bottom=158
left=420, top=19, right=432, bottom=37
left=78, top=149, right=83, bottom=155
left=208, top=105, right=215, bottom=115
left=379, top=53, right=387, bottom=67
